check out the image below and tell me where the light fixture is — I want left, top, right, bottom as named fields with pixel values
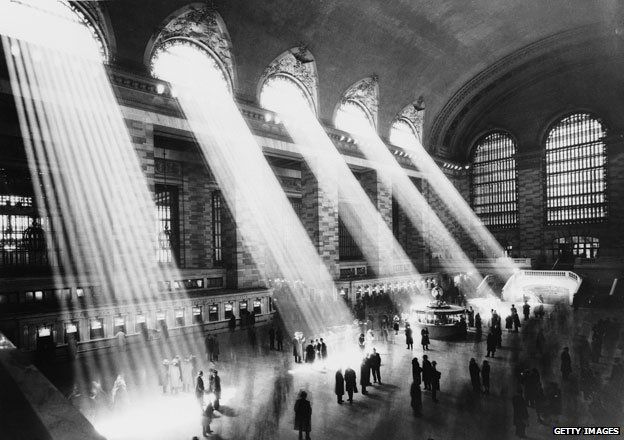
left=264, top=113, right=272, bottom=122
left=156, top=83, right=166, bottom=94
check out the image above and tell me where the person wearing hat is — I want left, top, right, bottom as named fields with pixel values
left=195, top=370, right=205, bottom=409
left=208, top=369, right=221, bottom=410
left=431, top=361, right=441, bottom=402
left=294, top=390, right=312, bottom=440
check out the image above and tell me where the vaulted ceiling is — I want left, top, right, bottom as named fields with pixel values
left=100, top=0, right=624, bottom=156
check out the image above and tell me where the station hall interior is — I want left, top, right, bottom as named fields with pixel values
left=0, top=1, right=623, bottom=439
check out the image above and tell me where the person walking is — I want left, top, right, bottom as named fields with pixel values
left=512, top=391, right=529, bottom=438
left=370, top=348, right=382, bottom=384
left=467, top=306, right=475, bottom=327
left=335, top=369, right=345, bottom=404
left=208, top=369, right=221, bottom=411
left=469, top=358, right=481, bottom=392
left=431, top=361, right=441, bottom=402
left=405, top=324, right=414, bottom=350
left=486, top=331, right=497, bottom=357
left=560, top=347, right=572, bottom=380
left=202, top=400, right=214, bottom=436
left=410, top=381, right=422, bottom=415
left=305, top=340, right=316, bottom=363
left=412, top=357, right=422, bottom=387
left=481, top=360, right=490, bottom=395
left=522, top=301, right=530, bottom=321
left=344, top=367, right=357, bottom=403
left=320, top=338, right=327, bottom=360
left=422, top=355, right=432, bottom=390
left=475, top=313, right=482, bottom=339
left=294, top=390, right=312, bottom=440
left=293, top=335, right=301, bottom=363
left=421, top=327, right=430, bottom=351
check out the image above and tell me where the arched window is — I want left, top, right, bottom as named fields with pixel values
left=150, top=39, right=230, bottom=94
left=471, top=131, right=517, bottom=227
left=260, top=75, right=314, bottom=114
left=545, top=113, right=607, bottom=225
left=389, top=119, right=419, bottom=150
left=335, top=100, right=374, bottom=134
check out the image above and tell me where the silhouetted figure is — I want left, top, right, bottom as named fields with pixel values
left=335, top=369, right=345, bottom=404
left=208, top=370, right=221, bottom=410
left=512, top=391, right=528, bottom=438
left=475, top=313, right=482, bottom=339
left=360, top=357, right=372, bottom=394
left=431, top=361, right=441, bottom=402
left=276, top=327, right=283, bottom=351
left=305, top=340, right=316, bottom=363
left=269, top=327, right=276, bottom=350
left=228, top=314, right=236, bottom=332
left=344, top=367, right=357, bottom=403
left=370, top=348, right=382, bottom=384
left=202, top=401, right=214, bottom=436
left=467, top=307, right=475, bottom=327
left=560, top=347, right=572, bottom=380
left=481, top=360, right=490, bottom=394
left=320, top=338, right=327, bottom=359
left=422, top=355, right=432, bottom=390
left=410, top=381, right=422, bottom=415
left=469, top=358, right=481, bottom=392
left=486, top=332, right=497, bottom=357
left=405, top=324, right=414, bottom=350
left=412, top=357, right=422, bottom=386
left=294, top=391, right=312, bottom=440
left=421, top=327, right=430, bottom=350
left=523, top=301, right=530, bottom=321
left=195, top=371, right=205, bottom=408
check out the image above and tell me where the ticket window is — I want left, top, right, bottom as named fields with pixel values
left=89, top=318, right=104, bottom=340
left=239, top=300, right=248, bottom=315
left=37, top=325, right=53, bottom=348
left=253, top=299, right=262, bottom=314
left=156, top=311, right=167, bottom=328
left=192, top=306, right=203, bottom=324
left=64, top=322, right=80, bottom=343
left=175, top=309, right=185, bottom=327
left=113, top=316, right=126, bottom=334
left=135, top=314, right=147, bottom=334
left=224, top=302, right=234, bottom=320
left=208, top=304, right=219, bottom=322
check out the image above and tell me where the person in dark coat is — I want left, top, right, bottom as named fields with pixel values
left=202, top=400, right=214, bottom=436
left=505, top=315, right=513, bottom=333
left=335, top=369, right=345, bottom=404
left=208, top=370, right=221, bottom=410
left=358, top=333, right=366, bottom=351
left=560, top=347, right=572, bottom=379
left=486, top=331, right=497, bottom=357
left=370, top=348, right=382, bottom=384
left=344, top=367, right=357, bottom=403
left=405, top=324, right=414, bottom=350
left=393, top=319, right=400, bottom=335
left=431, top=361, right=441, bottom=402
left=276, top=327, right=283, bottom=351
left=469, top=358, right=481, bottom=392
left=481, top=360, right=490, bottom=395
left=228, top=314, right=236, bottom=332
left=522, top=301, right=530, bottom=321
left=422, top=355, right=432, bottom=390
left=512, top=312, right=521, bottom=333
left=512, top=391, right=529, bottom=438
left=294, top=390, right=312, bottom=440
left=412, top=357, right=422, bottom=386
left=467, top=306, right=475, bottom=327
left=195, top=371, right=205, bottom=409
left=360, top=356, right=372, bottom=394
left=475, top=313, right=482, bottom=339
left=320, top=338, right=327, bottom=359
left=269, top=327, right=276, bottom=350
left=421, top=327, right=430, bottom=350
left=305, top=340, right=316, bottom=363
left=410, top=381, right=422, bottom=415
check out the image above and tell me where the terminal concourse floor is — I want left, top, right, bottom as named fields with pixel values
left=37, top=307, right=624, bottom=440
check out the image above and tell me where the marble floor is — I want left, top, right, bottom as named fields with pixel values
left=38, top=306, right=624, bottom=440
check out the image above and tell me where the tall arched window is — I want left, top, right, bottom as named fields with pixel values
left=260, top=75, right=314, bottom=114
left=471, top=131, right=517, bottom=227
left=389, top=119, right=419, bottom=150
left=335, top=100, right=374, bottom=135
left=545, top=113, right=608, bottom=225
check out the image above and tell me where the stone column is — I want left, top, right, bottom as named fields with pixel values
left=300, top=162, right=340, bottom=279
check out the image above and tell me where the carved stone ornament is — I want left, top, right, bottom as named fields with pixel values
left=341, top=75, right=379, bottom=128
left=261, top=46, right=319, bottom=112
left=395, top=97, right=425, bottom=142
left=150, top=3, right=235, bottom=90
